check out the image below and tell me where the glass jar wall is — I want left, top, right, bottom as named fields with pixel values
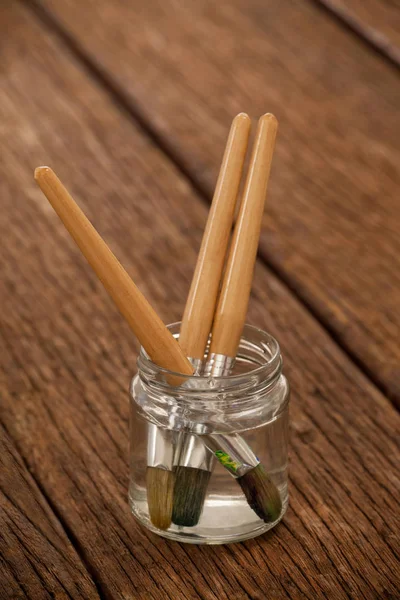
left=129, top=323, right=289, bottom=544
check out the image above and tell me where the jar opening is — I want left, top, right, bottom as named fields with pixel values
left=137, top=323, right=282, bottom=394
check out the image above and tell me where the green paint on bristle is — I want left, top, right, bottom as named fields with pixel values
left=214, top=450, right=240, bottom=475
left=214, top=451, right=282, bottom=523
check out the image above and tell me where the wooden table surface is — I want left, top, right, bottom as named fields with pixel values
left=1, top=1, right=399, bottom=598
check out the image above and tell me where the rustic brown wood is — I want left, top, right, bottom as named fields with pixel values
left=34, top=0, right=400, bottom=404
left=315, top=0, right=400, bottom=60
left=0, top=2, right=399, bottom=599
left=0, top=423, right=99, bottom=599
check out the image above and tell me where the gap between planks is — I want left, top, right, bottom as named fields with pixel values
left=307, top=0, right=400, bottom=68
left=20, top=0, right=398, bottom=410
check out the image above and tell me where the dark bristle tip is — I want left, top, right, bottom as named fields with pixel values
left=172, top=467, right=211, bottom=527
left=238, top=464, right=282, bottom=523
left=146, top=467, right=174, bottom=530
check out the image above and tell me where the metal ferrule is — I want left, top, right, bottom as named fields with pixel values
left=203, top=353, right=234, bottom=377
left=188, top=357, right=203, bottom=376
left=172, top=357, right=215, bottom=473
left=174, top=433, right=215, bottom=472
left=147, top=422, right=176, bottom=471
left=203, top=433, right=259, bottom=478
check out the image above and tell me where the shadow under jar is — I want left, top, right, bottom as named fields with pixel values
left=129, top=323, right=289, bottom=544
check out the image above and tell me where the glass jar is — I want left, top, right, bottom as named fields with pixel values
left=129, top=323, right=289, bottom=544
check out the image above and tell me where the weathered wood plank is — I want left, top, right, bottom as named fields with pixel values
left=0, top=2, right=399, bottom=599
left=0, top=423, right=99, bottom=599
left=315, top=0, right=400, bottom=60
left=34, top=0, right=400, bottom=404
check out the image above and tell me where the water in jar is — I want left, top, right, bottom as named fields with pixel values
left=129, top=402, right=288, bottom=544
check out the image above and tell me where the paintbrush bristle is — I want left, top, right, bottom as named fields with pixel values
left=172, top=467, right=211, bottom=527
left=146, top=467, right=174, bottom=530
left=237, top=464, right=282, bottom=523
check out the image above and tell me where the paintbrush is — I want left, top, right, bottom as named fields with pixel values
left=172, top=113, right=251, bottom=527
left=204, top=114, right=282, bottom=523
left=34, top=167, right=194, bottom=530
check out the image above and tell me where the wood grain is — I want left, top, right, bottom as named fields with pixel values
left=34, top=0, right=400, bottom=404
left=0, top=423, right=99, bottom=599
left=0, top=2, right=399, bottom=599
left=315, top=0, right=400, bottom=60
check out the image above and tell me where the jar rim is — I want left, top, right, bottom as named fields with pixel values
left=137, top=322, right=282, bottom=391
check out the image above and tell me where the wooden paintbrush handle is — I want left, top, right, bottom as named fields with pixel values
left=209, top=114, right=278, bottom=358
left=179, top=113, right=251, bottom=360
left=34, top=167, right=193, bottom=376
